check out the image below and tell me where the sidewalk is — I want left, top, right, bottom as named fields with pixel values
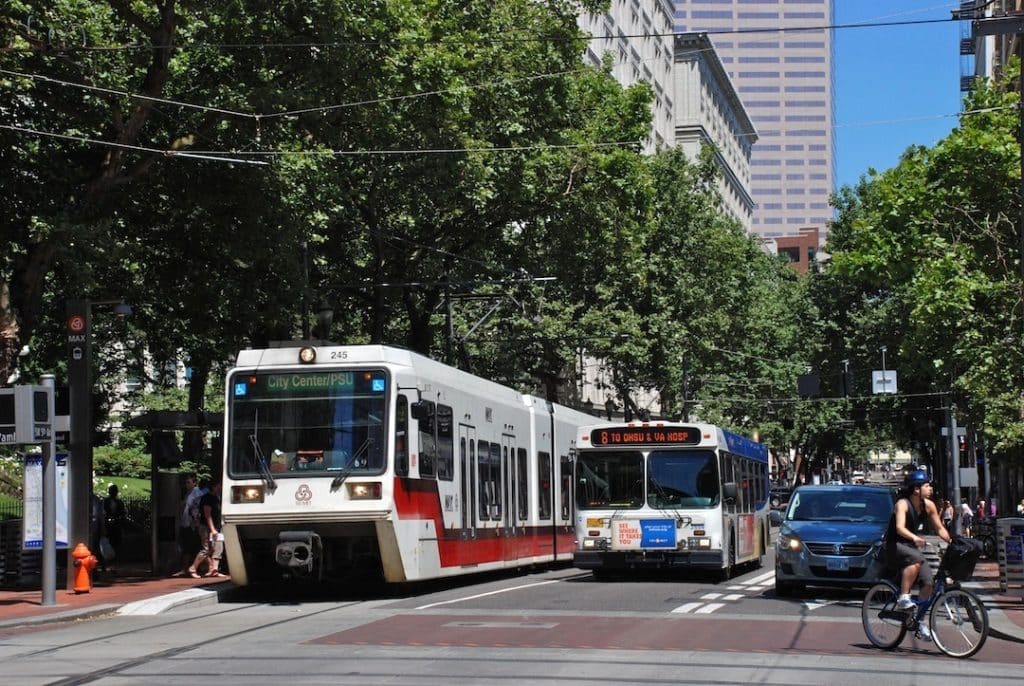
left=964, top=559, right=1024, bottom=644
left=0, top=562, right=232, bottom=628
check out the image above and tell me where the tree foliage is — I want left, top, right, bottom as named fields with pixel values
left=1, top=1, right=816, bottom=463
left=814, top=64, right=1024, bottom=466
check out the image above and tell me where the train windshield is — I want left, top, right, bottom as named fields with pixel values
left=227, top=369, right=388, bottom=477
left=647, top=450, right=720, bottom=508
left=575, top=451, right=644, bottom=509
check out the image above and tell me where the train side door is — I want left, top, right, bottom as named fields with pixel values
left=459, top=424, right=476, bottom=538
left=501, top=434, right=516, bottom=559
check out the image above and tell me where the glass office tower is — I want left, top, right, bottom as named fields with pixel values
left=674, top=0, right=835, bottom=238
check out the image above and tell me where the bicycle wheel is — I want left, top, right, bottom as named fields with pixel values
left=929, top=588, right=989, bottom=658
left=862, top=582, right=907, bottom=649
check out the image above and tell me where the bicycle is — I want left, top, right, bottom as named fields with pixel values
left=861, top=539, right=989, bottom=658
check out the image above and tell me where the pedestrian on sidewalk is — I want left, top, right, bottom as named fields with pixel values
left=103, top=484, right=126, bottom=569
left=188, top=481, right=227, bottom=579
left=176, top=473, right=206, bottom=577
left=960, top=499, right=974, bottom=537
left=941, top=499, right=954, bottom=532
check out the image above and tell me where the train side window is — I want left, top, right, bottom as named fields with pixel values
left=517, top=448, right=528, bottom=520
left=395, top=394, right=409, bottom=476
left=478, top=440, right=490, bottom=520
left=538, top=451, right=552, bottom=520
left=417, top=400, right=436, bottom=478
left=490, top=443, right=502, bottom=520
left=436, top=404, right=453, bottom=481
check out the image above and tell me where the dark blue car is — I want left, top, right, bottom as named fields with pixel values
left=774, top=485, right=896, bottom=596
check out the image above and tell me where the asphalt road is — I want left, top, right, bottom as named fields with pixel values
left=2, top=552, right=1021, bottom=685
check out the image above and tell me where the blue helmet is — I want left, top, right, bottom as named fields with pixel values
left=904, top=469, right=930, bottom=488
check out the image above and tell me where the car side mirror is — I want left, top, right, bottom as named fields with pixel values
left=770, top=510, right=784, bottom=527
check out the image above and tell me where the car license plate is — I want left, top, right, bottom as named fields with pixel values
left=826, top=558, right=849, bottom=571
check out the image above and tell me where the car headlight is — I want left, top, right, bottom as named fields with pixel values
left=778, top=533, right=802, bottom=552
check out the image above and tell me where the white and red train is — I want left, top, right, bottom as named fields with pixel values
left=221, top=344, right=594, bottom=585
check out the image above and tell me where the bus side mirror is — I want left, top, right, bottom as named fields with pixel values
left=723, top=482, right=738, bottom=502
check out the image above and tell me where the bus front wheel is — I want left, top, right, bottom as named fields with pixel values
left=719, top=536, right=736, bottom=581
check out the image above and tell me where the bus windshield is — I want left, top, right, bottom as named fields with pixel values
left=576, top=451, right=644, bottom=509
left=227, top=369, right=388, bottom=477
left=647, top=450, right=720, bottom=508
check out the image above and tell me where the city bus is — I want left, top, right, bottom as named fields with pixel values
left=572, top=421, right=770, bottom=580
left=220, top=343, right=594, bottom=585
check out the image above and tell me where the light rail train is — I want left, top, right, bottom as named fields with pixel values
left=221, top=343, right=594, bottom=585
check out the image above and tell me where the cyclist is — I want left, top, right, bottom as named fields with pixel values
left=884, top=469, right=952, bottom=639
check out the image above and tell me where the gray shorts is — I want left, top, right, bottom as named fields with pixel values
left=890, top=542, right=934, bottom=588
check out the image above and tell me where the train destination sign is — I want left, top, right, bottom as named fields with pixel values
left=590, top=426, right=702, bottom=447
left=234, top=370, right=387, bottom=398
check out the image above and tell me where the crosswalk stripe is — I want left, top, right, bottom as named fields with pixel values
left=695, top=603, right=724, bottom=614
left=671, top=602, right=705, bottom=614
left=745, top=571, right=775, bottom=585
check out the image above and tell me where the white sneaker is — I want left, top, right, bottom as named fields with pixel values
left=916, top=624, right=932, bottom=641
left=896, top=596, right=915, bottom=610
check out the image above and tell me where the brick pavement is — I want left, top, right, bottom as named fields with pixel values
left=0, top=562, right=231, bottom=627
left=0, top=559, right=1020, bottom=643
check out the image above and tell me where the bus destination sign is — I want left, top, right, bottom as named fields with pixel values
left=590, top=426, right=702, bottom=447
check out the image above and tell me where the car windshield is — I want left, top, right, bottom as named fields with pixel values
left=786, top=490, right=892, bottom=523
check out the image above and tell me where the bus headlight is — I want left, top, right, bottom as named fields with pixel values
left=231, top=485, right=264, bottom=503
left=347, top=482, right=382, bottom=500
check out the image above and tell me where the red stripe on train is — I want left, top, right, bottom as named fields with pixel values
left=393, top=476, right=574, bottom=567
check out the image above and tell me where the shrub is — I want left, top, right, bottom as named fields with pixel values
left=93, top=445, right=151, bottom=479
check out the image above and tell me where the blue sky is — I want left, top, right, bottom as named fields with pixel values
left=834, top=1, right=964, bottom=189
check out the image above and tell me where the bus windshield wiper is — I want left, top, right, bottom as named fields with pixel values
left=248, top=434, right=278, bottom=493
left=649, top=475, right=684, bottom=520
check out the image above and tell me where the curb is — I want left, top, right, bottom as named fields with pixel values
left=0, top=603, right=121, bottom=629
left=0, top=584, right=235, bottom=629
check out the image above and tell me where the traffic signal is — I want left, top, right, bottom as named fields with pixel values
left=840, top=362, right=854, bottom=397
left=958, top=435, right=967, bottom=454
left=797, top=372, right=820, bottom=398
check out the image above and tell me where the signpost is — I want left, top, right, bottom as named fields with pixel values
left=0, top=382, right=57, bottom=605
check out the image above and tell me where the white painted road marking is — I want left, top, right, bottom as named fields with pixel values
left=415, top=579, right=563, bottom=610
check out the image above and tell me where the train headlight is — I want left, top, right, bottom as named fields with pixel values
left=298, top=346, right=317, bottom=363
left=687, top=537, right=711, bottom=549
left=347, top=482, right=382, bottom=500
left=231, top=485, right=265, bottom=503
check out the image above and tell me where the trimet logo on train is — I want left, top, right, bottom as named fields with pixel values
left=294, top=484, right=313, bottom=505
